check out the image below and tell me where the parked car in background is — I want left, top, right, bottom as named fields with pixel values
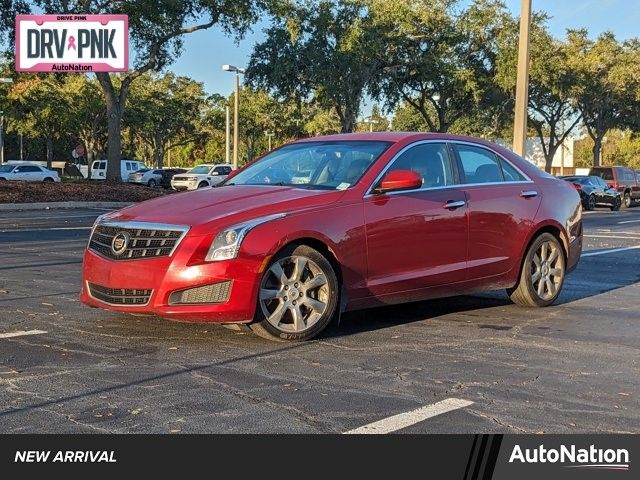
left=159, top=168, right=188, bottom=189
left=127, top=168, right=165, bottom=187
left=589, top=166, right=640, bottom=208
left=561, top=175, right=621, bottom=211
left=82, top=132, right=583, bottom=342
left=0, top=163, right=61, bottom=182
left=91, top=159, right=146, bottom=181
left=170, top=164, right=233, bottom=191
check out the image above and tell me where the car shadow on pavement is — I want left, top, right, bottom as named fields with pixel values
left=325, top=266, right=640, bottom=339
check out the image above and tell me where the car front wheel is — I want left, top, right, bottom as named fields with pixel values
left=43, top=177, right=54, bottom=182
left=611, top=196, right=622, bottom=211
left=586, top=194, right=596, bottom=211
left=197, top=181, right=208, bottom=189
left=147, top=179, right=157, bottom=187
left=250, top=245, right=339, bottom=341
left=508, top=233, right=566, bottom=307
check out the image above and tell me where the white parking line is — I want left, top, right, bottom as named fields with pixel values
left=0, top=330, right=47, bottom=339
left=1, top=214, right=99, bottom=221
left=581, top=246, right=640, bottom=257
left=343, top=398, right=474, bottom=434
left=618, top=219, right=640, bottom=224
left=585, top=234, right=640, bottom=240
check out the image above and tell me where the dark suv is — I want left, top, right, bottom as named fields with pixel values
left=589, top=166, right=640, bottom=208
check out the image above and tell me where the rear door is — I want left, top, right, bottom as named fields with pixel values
left=363, top=141, right=468, bottom=296
left=451, top=142, right=542, bottom=280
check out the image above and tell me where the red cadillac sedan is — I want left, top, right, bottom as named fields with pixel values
left=81, top=133, right=583, bottom=341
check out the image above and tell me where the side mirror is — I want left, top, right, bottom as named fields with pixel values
left=374, top=170, right=422, bottom=194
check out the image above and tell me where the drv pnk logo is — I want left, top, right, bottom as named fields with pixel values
left=16, top=14, right=128, bottom=72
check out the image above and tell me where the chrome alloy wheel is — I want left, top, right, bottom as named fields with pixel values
left=259, top=255, right=330, bottom=333
left=530, top=240, right=564, bottom=301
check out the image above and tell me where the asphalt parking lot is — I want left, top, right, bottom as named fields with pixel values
left=0, top=206, right=639, bottom=433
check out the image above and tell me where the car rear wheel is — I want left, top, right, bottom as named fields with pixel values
left=586, top=194, right=596, bottom=211
left=508, top=233, right=566, bottom=307
left=250, top=245, right=339, bottom=341
left=623, top=192, right=632, bottom=208
left=611, top=196, right=622, bottom=211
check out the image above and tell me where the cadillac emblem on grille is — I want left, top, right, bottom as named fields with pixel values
left=111, top=231, right=130, bottom=256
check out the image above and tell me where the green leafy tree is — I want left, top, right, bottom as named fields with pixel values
left=8, top=74, right=70, bottom=168
left=126, top=73, right=208, bottom=167
left=567, top=30, right=640, bottom=166
left=497, top=20, right=581, bottom=172
left=370, top=0, right=513, bottom=134
left=247, top=0, right=384, bottom=133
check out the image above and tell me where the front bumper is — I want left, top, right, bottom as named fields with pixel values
left=171, top=180, right=197, bottom=191
left=80, top=235, right=264, bottom=323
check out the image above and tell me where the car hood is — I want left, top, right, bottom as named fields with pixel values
left=104, top=185, right=346, bottom=235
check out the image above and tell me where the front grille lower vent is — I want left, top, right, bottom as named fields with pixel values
left=87, top=283, right=152, bottom=306
left=89, top=223, right=187, bottom=260
left=168, top=281, right=232, bottom=305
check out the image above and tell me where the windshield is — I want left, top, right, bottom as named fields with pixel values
left=0, top=165, right=14, bottom=173
left=189, top=165, right=212, bottom=174
left=227, top=141, right=391, bottom=190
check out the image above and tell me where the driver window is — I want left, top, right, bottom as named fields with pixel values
left=385, top=143, right=453, bottom=188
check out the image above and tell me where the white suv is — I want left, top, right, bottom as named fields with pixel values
left=171, top=164, right=233, bottom=191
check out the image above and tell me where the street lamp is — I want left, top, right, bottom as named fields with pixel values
left=265, top=132, right=275, bottom=151
left=512, top=0, right=532, bottom=156
left=222, top=64, right=245, bottom=169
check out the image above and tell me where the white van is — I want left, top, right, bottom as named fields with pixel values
left=90, top=160, right=146, bottom=180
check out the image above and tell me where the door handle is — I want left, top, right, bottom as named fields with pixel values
left=444, top=200, right=466, bottom=209
left=520, top=190, right=538, bottom=198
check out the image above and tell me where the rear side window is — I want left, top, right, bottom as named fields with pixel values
left=500, top=160, right=526, bottom=181
left=454, top=144, right=504, bottom=184
left=385, top=142, right=454, bottom=188
left=621, top=169, right=635, bottom=182
left=592, top=169, right=613, bottom=181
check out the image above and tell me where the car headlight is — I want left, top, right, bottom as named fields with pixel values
left=205, top=213, right=286, bottom=262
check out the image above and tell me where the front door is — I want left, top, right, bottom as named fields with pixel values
left=364, top=142, right=468, bottom=296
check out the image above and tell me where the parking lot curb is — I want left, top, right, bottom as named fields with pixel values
left=0, top=201, right=132, bottom=211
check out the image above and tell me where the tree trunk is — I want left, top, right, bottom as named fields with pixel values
left=544, top=144, right=559, bottom=174
left=592, top=136, right=602, bottom=167
left=154, top=133, right=164, bottom=168
left=341, top=109, right=357, bottom=133
left=96, top=72, right=126, bottom=182
left=45, top=136, right=53, bottom=169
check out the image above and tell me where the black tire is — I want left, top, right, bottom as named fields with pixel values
left=197, top=181, right=208, bottom=189
left=623, top=192, right=632, bottom=208
left=43, top=177, right=54, bottom=182
left=0, top=177, right=6, bottom=181
left=611, top=196, right=622, bottom=211
left=250, top=244, right=339, bottom=341
left=507, top=233, right=566, bottom=308
left=147, top=179, right=157, bottom=187
left=586, top=194, right=596, bottom=211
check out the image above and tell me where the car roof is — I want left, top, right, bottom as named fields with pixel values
left=294, top=131, right=504, bottom=145
left=194, top=163, right=232, bottom=167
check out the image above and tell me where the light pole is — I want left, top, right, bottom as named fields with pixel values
left=265, top=132, right=275, bottom=151
left=225, top=105, right=231, bottom=164
left=0, top=77, right=13, bottom=165
left=512, top=0, right=532, bottom=157
left=222, top=64, right=245, bottom=169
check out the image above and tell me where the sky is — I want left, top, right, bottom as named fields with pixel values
left=169, top=0, right=640, bottom=108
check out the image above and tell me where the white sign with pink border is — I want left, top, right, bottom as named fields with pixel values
left=15, top=14, right=128, bottom=72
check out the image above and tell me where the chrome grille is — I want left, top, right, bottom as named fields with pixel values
left=87, top=283, right=152, bottom=306
left=89, top=222, right=188, bottom=260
